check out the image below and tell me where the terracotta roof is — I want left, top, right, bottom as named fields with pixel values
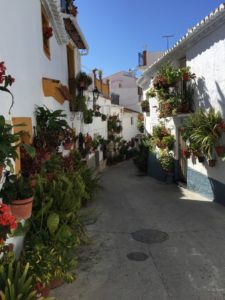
left=138, top=3, right=225, bottom=85
left=123, top=107, right=140, bottom=114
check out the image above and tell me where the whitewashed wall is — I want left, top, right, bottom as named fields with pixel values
left=186, top=23, right=225, bottom=184
left=122, top=112, right=139, bottom=141
left=107, top=71, right=140, bottom=112
left=0, top=1, right=43, bottom=121
left=0, top=1, right=83, bottom=131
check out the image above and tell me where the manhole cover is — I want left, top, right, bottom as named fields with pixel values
left=126, top=252, right=149, bottom=261
left=131, top=229, right=169, bottom=244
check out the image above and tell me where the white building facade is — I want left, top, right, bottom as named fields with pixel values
left=138, top=3, right=225, bottom=204
left=106, top=71, right=140, bottom=113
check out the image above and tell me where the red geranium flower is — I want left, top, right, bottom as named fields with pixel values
left=0, top=203, right=17, bottom=243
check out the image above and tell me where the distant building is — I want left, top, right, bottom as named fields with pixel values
left=105, top=71, right=140, bottom=112
left=138, top=50, right=164, bottom=71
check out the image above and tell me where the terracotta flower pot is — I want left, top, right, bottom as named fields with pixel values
left=50, top=279, right=64, bottom=289
left=44, top=152, right=52, bottom=161
left=36, top=285, right=50, bottom=298
left=215, top=146, right=225, bottom=157
left=0, top=164, right=4, bottom=177
left=63, top=143, right=73, bottom=150
left=10, top=197, right=33, bottom=220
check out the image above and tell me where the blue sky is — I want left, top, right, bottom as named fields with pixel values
left=76, top=0, right=223, bottom=76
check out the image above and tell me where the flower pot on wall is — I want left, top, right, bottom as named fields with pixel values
left=11, top=197, right=33, bottom=220
left=215, top=146, right=225, bottom=157
left=50, top=279, right=64, bottom=289
left=63, top=143, right=73, bottom=150
left=208, top=159, right=216, bottom=167
left=36, top=285, right=50, bottom=298
left=197, top=156, right=205, bottom=163
left=5, top=235, right=25, bottom=259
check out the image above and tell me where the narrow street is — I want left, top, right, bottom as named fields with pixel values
left=53, top=160, right=225, bottom=300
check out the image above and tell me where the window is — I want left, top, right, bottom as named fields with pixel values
left=12, top=117, right=32, bottom=174
left=131, top=116, right=134, bottom=125
left=119, top=83, right=122, bottom=88
left=67, top=44, right=75, bottom=95
left=42, top=6, right=52, bottom=59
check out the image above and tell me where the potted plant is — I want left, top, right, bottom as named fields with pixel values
left=161, top=135, right=175, bottom=150
left=5, top=220, right=28, bottom=259
left=182, top=109, right=223, bottom=165
left=70, top=94, right=87, bottom=112
left=34, top=106, right=69, bottom=153
left=83, top=109, right=93, bottom=124
left=101, top=113, right=107, bottom=121
left=158, top=151, right=174, bottom=173
left=0, top=115, right=35, bottom=174
left=146, top=89, right=156, bottom=98
left=141, top=100, right=150, bottom=113
left=0, top=260, right=49, bottom=300
left=215, top=145, right=225, bottom=157
left=0, top=203, right=17, bottom=245
left=43, top=26, right=53, bottom=40
left=75, top=72, right=92, bottom=90
left=62, top=128, right=74, bottom=150
left=182, top=148, right=191, bottom=159
left=0, top=175, right=34, bottom=220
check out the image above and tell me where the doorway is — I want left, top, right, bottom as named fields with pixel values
left=178, top=128, right=187, bottom=183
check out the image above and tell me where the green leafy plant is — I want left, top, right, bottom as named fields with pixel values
left=182, top=109, right=223, bottom=159
left=83, top=109, right=93, bottom=124
left=141, top=100, right=150, bottom=112
left=0, top=260, right=53, bottom=300
left=0, top=175, right=33, bottom=205
left=101, top=113, right=107, bottom=121
left=158, top=151, right=174, bottom=173
left=34, top=106, right=69, bottom=152
left=0, top=116, right=35, bottom=171
left=75, top=72, right=93, bottom=90
left=70, top=94, right=87, bottom=112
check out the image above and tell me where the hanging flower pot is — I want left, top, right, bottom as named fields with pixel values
left=10, top=197, right=33, bottom=220
left=50, top=278, right=64, bottom=289
left=63, top=142, right=73, bottom=150
left=197, top=156, right=205, bottom=163
left=208, top=159, right=216, bottom=167
left=215, top=146, right=225, bottom=157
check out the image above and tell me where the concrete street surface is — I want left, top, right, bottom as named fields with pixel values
left=52, top=160, right=225, bottom=300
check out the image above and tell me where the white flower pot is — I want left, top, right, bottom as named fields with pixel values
left=5, top=235, right=25, bottom=259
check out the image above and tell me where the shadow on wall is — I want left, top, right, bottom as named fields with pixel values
left=195, top=77, right=211, bottom=110
left=215, top=81, right=225, bottom=117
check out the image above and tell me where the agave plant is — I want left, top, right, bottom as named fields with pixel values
left=0, top=260, right=54, bottom=300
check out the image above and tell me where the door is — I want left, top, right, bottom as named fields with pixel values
left=178, top=128, right=187, bottom=183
